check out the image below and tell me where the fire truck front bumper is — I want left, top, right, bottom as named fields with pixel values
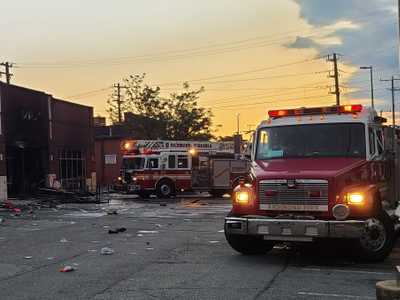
left=225, top=216, right=365, bottom=242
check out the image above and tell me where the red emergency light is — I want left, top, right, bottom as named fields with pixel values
left=268, top=104, right=363, bottom=118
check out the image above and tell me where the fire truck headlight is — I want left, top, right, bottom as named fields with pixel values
left=348, top=193, right=364, bottom=205
left=332, top=204, right=350, bottom=221
left=118, top=176, right=122, bottom=181
left=235, top=191, right=250, bottom=204
left=189, top=148, right=196, bottom=155
left=132, top=177, right=137, bottom=182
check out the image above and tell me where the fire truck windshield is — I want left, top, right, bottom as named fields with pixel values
left=122, top=157, right=145, bottom=170
left=256, top=123, right=366, bottom=160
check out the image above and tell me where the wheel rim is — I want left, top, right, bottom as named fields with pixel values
left=160, top=184, right=171, bottom=196
left=359, top=218, right=387, bottom=252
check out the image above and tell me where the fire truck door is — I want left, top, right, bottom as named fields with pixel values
left=212, top=159, right=231, bottom=188
left=191, top=155, right=210, bottom=188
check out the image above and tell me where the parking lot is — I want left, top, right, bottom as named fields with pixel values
left=0, top=195, right=398, bottom=300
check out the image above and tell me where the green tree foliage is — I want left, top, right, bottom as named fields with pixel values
left=107, top=74, right=214, bottom=140
left=166, top=83, right=213, bottom=140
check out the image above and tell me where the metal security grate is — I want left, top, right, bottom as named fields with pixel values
left=259, top=179, right=328, bottom=211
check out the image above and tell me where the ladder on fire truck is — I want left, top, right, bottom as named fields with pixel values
left=125, top=139, right=235, bottom=153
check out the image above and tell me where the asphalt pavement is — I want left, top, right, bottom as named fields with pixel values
left=0, top=195, right=398, bottom=300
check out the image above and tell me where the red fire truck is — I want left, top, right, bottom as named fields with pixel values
left=225, top=104, right=400, bottom=261
left=117, top=140, right=250, bottom=198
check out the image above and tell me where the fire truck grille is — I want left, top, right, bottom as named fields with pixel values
left=258, top=179, right=329, bottom=211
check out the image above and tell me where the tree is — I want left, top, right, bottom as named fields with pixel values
left=105, top=74, right=214, bottom=140
left=166, top=83, right=214, bottom=140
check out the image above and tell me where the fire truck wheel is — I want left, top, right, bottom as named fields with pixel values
left=156, top=180, right=175, bottom=198
left=355, top=212, right=395, bottom=262
left=225, top=231, right=274, bottom=255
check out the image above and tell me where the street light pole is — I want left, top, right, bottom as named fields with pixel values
left=360, top=66, right=374, bottom=109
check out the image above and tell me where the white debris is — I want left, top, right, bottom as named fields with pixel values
left=60, top=238, right=68, bottom=243
left=24, top=256, right=33, bottom=259
left=146, top=247, right=154, bottom=250
left=218, top=230, right=224, bottom=233
left=137, top=230, right=159, bottom=234
left=100, top=247, right=115, bottom=255
left=209, top=241, right=220, bottom=244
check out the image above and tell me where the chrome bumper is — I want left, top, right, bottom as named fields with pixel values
left=225, top=216, right=365, bottom=242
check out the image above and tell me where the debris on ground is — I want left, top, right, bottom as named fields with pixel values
left=159, top=203, right=167, bottom=207
left=108, top=227, right=127, bottom=234
left=60, top=238, right=68, bottom=243
left=209, top=241, right=220, bottom=244
left=100, top=247, right=115, bottom=255
left=59, top=266, right=75, bottom=273
left=24, top=256, right=33, bottom=259
left=137, top=230, right=158, bottom=234
left=146, top=247, right=154, bottom=250
left=106, top=209, right=118, bottom=215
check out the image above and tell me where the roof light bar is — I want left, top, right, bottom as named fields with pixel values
left=268, top=104, right=363, bottom=118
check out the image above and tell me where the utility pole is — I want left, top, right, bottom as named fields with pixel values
left=236, top=113, right=240, bottom=135
left=360, top=66, right=374, bottom=109
left=328, top=53, right=341, bottom=106
left=0, top=62, right=13, bottom=84
left=112, top=83, right=128, bottom=123
left=380, top=76, right=400, bottom=148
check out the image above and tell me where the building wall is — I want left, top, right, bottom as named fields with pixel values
left=95, top=138, right=124, bottom=186
left=51, top=98, right=96, bottom=192
left=0, top=82, right=96, bottom=197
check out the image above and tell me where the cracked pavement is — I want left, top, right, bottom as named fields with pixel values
left=0, top=196, right=398, bottom=299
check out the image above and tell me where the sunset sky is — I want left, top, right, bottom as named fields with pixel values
left=1, top=0, right=399, bottom=137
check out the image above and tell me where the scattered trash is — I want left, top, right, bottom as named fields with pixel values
left=13, top=208, right=22, bottom=215
left=108, top=227, right=127, bottom=234
left=103, top=225, right=110, bottom=229
left=0, top=218, right=4, bottom=224
left=218, top=230, right=224, bottom=233
left=155, top=224, right=163, bottom=228
left=100, top=247, right=115, bottom=255
left=47, top=257, right=55, bottom=260
left=60, top=238, right=68, bottom=243
left=106, top=209, right=118, bottom=215
left=137, top=230, right=158, bottom=234
left=160, top=203, right=167, bottom=207
left=137, top=234, right=143, bottom=237
left=146, top=242, right=150, bottom=246
left=146, top=247, right=154, bottom=251
left=32, top=223, right=38, bottom=226
left=24, top=256, right=33, bottom=259
left=209, top=241, right=220, bottom=244
left=59, top=266, right=75, bottom=273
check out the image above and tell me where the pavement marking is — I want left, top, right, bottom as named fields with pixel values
left=302, top=267, right=392, bottom=275
left=298, top=292, right=374, bottom=299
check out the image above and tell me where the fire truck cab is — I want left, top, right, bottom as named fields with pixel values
left=118, top=140, right=249, bottom=198
left=225, top=104, right=399, bottom=261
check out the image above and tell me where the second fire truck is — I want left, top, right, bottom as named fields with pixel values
left=117, top=140, right=250, bottom=198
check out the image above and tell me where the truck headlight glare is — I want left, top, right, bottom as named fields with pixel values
left=132, top=177, right=137, bottom=182
left=348, top=193, right=364, bottom=205
left=235, top=191, right=249, bottom=204
left=118, top=176, right=122, bottom=181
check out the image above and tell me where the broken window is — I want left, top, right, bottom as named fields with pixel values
left=58, top=149, right=86, bottom=191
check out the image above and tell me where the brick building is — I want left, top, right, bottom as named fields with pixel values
left=0, top=82, right=96, bottom=200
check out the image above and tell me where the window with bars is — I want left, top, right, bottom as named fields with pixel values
left=58, top=149, right=86, bottom=191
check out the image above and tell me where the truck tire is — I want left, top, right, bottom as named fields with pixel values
left=156, top=180, right=175, bottom=199
left=225, top=228, right=274, bottom=255
left=355, top=211, right=395, bottom=262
